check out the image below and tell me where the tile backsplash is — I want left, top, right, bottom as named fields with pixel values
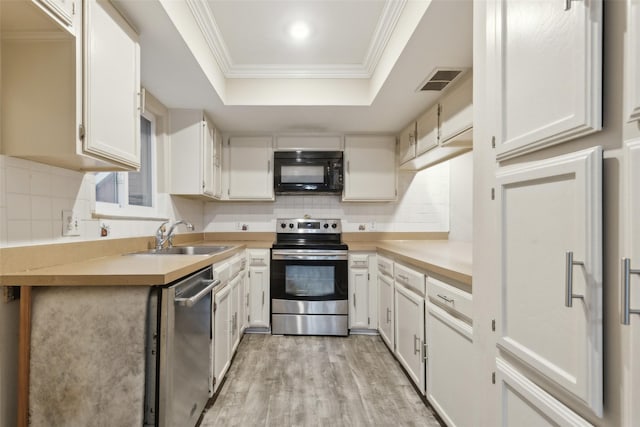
left=204, top=163, right=450, bottom=233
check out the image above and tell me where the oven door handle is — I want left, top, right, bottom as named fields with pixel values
left=272, top=251, right=348, bottom=261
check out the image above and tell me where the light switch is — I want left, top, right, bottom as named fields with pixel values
left=62, top=210, right=80, bottom=236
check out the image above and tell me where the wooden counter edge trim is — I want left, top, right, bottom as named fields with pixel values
left=18, top=286, right=31, bottom=427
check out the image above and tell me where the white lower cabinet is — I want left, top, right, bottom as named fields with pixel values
left=212, top=282, right=231, bottom=395
left=425, top=277, right=474, bottom=427
left=496, top=359, right=593, bottom=427
left=394, top=277, right=426, bottom=394
left=377, top=257, right=395, bottom=350
left=348, top=252, right=376, bottom=331
left=247, top=249, right=270, bottom=329
left=229, top=273, right=241, bottom=354
left=496, top=146, right=603, bottom=415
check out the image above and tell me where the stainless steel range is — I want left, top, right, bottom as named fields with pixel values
left=270, top=218, right=349, bottom=336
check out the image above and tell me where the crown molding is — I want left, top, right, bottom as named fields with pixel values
left=186, top=0, right=406, bottom=79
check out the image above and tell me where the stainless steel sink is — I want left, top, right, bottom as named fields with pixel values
left=131, top=245, right=233, bottom=255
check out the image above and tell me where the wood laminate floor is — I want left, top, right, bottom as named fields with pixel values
left=200, top=334, right=444, bottom=427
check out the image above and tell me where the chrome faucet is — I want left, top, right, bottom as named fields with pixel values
left=155, top=220, right=195, bottom=249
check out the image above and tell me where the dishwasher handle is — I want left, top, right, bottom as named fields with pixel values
left=175, top=279, right=220, bottom=307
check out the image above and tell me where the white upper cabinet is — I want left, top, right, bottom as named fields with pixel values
left=343, top=135, right=397, bottom=201
left=398, top=121, right=417, bottom=164
left=274, top=135, right=343, bottom=151
left=626, top=0, right=640, bottom=122
left=227, top=136, right=274, bottom=200
left=169, top=110, right=221, bottom=199
left=415, top=104, right=439, bottom=156
left=494, top=0, right=602, bottom=160
left=623, top=139, right=640, bottom=426
left=496, top=147, right=603, bottom=416
left=1, top=0, right=140, bottom=171
left=83, top=0, right=141, bottom=169
left=439, top=72, right=473, bottom=147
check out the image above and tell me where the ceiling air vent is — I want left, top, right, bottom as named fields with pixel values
left=418, top=69, right=463, bottom=91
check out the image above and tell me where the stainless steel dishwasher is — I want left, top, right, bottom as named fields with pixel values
left=144, top=266, right=219, bottom=427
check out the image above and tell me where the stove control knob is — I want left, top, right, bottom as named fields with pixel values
left=323, top=223, right=329, bottom=229
left=289, top=223, right=294, bottom=229
left=280, top=223, right=287, bottom=229
left=331, top=223, right=337, bottom=229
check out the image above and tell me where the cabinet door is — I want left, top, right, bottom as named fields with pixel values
left=202, top=117, right=215, bottom=197
left=426, top=302, right=474, bottom=427
left=249, top=265, right=270, bottom=328
left=212, top=128, right=223, bottom=199
left=416, top=104, right=439, bottom=156
left=230, top=275, right=241, bottom=353
left=343, top=135, right=397, bottom=201
left=627, top=0, right=640, bottom=122
left=378, top=273, right=394, bottom=350
left=398, top=121, right=417, bottom=164
left=494, top=0, right=602, bottom=160
left=394, top=283, right=425, bottom=394
left=496, top=359, right=593, bottom=427
left=83, top=0, right=141, bottom=169
left=228, top=136, right=274, bottom=200
left=496, top=147, right=603, bottom=415
left=213, top=284, right=231, bottom=391
left=348, top=267, right=369, bottom=329
left=623, top=139, right=640, bottom=426
left=439, top=73, right=472, bottom=147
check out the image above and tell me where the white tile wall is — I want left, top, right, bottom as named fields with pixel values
left=203, top=162, right=451, bottom=233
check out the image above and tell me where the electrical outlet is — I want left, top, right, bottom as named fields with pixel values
left=358, top=224, right=366, bottom=231
left=62, top=210, right=80, bottom=236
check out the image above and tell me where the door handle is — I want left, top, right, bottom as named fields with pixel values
left=565, top=251, right=585, bottom=307
left=413, top=335, right=420, bottom=355
left=262, top=291, right=265, bottom=306
left=353, top=293, right=356, bottom=308
left=622, top=258, right=640, bottom=325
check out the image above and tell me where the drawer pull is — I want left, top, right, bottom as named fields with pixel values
left=413, top=335, right=421, bottom=355
left=386, top=308, right=391, bottom=323
left=437, top=294, right=454, bottom=304
left=398, top=274, right=409, bottom=282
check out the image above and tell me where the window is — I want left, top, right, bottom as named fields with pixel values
left=95, top=113, right=157, bottom=216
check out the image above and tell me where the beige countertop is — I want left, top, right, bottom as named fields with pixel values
left=1, top=237, right=471, bottom=288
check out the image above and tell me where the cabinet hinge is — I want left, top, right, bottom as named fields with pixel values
left=72, top=2, right=76, bottom=14
left=423, top=343, right=428, bottom=361
left=368, top=317, right=370, bottom=325
left=491, top=188, right=495, bottom=200
left=78, top=124, right=85, bottom=140
left=212, top=376, right=217, bottom=387
left=248, top=271, right=251, bottom=278
left=248, top=315, right=250, bottom=322
left=491, top=319, right=496, bottom=331
left=202, top=181, right=206, bottom=189
left=227, top=188, right=230, bottom=196
left=491, top=136, right=496, bottom=149
left=395, top=188, right=398, bottom=197
left=492, top=372, right=496, bottom=384
left=367, top=273, right=370, bottom=281
left=213, top=302, right=217, bottom=313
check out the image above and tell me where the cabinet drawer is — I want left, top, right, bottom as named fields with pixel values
left=427, top=276, right=472, bottom=321
left=349, top=253, right=369, bottom=268
left=377, top=255, right=394, bottom=278
left=229, top=254, right=246, bottom=278
left=213, top=261, right=230, bottom=284
left=247, top=249, right=269, bottom=267
left=395, top=263, right=425, bottom=296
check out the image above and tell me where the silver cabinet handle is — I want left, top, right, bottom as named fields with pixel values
left=413, top=335, right=420, bottom=355
left=565, top=251, right=585, bottom=307
left=437, top=294, right=454, bottom=304
left=175, top=279, right=220, bottom=307
left=386, top=307, right=391, bottom=323
left=564, top=0, right=577, bottom=11
left=347, top=160, right=350, bottom=174
left=262, top=291, right=265, bottom=306
left=246, top=293, right=249, bottom=307
left=622, top=258, right=640, bottom=325
left=353, top=293, right=356, bottom=308
left=267, top=160, right=271, bottom=174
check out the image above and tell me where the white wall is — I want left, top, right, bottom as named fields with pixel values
left=204, top=162, right=451, bottom=233
left=448, top=151, right=473, bottom=242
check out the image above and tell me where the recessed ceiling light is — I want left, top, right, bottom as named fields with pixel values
left=289, top=21, right=310, bottom=40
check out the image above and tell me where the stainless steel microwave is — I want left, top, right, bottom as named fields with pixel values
left=273, top=151, right=344, bottom=194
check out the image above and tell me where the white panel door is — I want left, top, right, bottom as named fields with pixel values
left=494, top=0, right=602, bottom=160
left=398, top=121, right=417, bottom=164
left=439, top=73, right=473, bottom=147
left=213, top=284, right=231, bottom=392
left=496, top=147, right=603, bottom=415
left=202, top=117, right=215, bottom=197
left=343, top=135, right=397, bottom=201
left=84, top=0, right=140, bottom=169
left=394, top=283, right=425, bottom=394
left=228, top=136, right=274, bottom=200
left=496, top=359, right=593, bottom=427
left=349, top=267, right=369, bottom=329
left=426, top=303, right=474, bottom=427
left=627, top=0, right=640, bottom=122
left=416, top=104, right=439, bottom=156
left=229, top=275, right=240, bottom=353
left=248, top=265, right=269, bottom=328
left=623, top=139, right=640, bottom=426
left=378, top=273, right=394, bottom=350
